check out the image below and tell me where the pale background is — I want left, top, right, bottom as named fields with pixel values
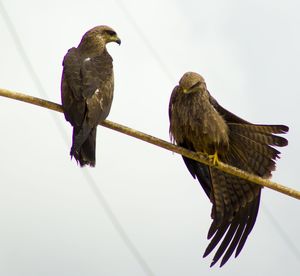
left=0, top=0, right=299, bottom=275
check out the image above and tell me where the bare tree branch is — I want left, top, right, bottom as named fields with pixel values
left=1, top=87, right=299, bottom=200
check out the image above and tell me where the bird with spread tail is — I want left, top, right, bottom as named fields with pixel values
left=169, top=72, right=288, bottom=267
left=61, top=25, right=121, bottom=167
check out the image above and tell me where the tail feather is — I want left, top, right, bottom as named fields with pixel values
left=71, top=126, right=97, bottom=167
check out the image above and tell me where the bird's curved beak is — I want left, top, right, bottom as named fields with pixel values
left=113, top=35, right=121, bottom=45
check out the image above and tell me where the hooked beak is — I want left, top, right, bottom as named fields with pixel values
left=114, top=36, right=121, bottom=45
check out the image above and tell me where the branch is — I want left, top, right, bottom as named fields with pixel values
left=1, top=87, right=299, bottom=200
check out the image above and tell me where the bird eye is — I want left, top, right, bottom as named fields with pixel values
left=190, top=81, right=201, bottom=90
left=105, top=30, right=116, bottom=36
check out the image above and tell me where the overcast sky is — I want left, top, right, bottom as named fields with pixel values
left=0, top=0, right=299, bottom=275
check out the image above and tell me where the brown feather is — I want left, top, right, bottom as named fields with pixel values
left=169, top=72, right=288, bottom=266
left=61, top=26, right=120, bottom=167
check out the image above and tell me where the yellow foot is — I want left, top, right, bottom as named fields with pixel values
left=208, top=152, right=219, bottom=165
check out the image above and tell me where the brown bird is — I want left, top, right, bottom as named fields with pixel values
left=61, top=25, right=121, bottom=167
left=169, top=72, right=288, bottom=267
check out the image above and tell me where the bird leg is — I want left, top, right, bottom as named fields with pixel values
left=208, top=151, right=219, bottom=166
left=196, top=150, right=219, bottom=166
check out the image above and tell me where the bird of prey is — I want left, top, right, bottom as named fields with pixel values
left=61, top=25, right=121, bottom=167
left=169, top=72, right=288, bottom=267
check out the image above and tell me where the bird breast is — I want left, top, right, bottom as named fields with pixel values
left=173, top=92, right=229, bottom=154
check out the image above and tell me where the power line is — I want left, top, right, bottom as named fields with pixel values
left=263, top=204, right=300, bottom=261
left=114, top=0, right=176, bottom=83
left=0, top=2, right=154, bottom=275
left=0, top=1, right=68, bottom=142
left=82, top=170, right=154, bottom=275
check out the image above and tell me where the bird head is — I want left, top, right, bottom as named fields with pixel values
left=179, top=72, right=206, bottom=94
left=79, top=25, right=121, bottom=52
left=96, top=25, right=121, bottom=45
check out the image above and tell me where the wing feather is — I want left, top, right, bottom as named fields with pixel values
left=169, top=82, right=288, bottom=267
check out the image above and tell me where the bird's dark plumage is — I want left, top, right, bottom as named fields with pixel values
left=169, top=72, right=288, bottom=267
left=61, top=25, right=121, bottom=166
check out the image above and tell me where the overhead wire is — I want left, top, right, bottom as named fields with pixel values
left=263, top=204, right=300, bottom=261
left=113, top=0, right=176, bottom=83
left=0, top=2, right=154, bottom=275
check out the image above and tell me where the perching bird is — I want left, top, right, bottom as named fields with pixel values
left=61, top=25, right=121, bottom=167
left=169, top=72, right=288, bottom=267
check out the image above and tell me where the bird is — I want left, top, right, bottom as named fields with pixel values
left=61, top=25, right=121, bottom=167
left=168, top=71, right=288, bottom=267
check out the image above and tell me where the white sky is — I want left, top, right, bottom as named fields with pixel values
left=0, top=0, right=299, bottom=275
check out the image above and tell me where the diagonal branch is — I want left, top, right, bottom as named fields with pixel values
left=0, top=87, right=299, bottom=200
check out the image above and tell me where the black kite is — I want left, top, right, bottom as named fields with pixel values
left=61, top=25, right=121, bottom=166
left=169, top=72, right=288, bottom=267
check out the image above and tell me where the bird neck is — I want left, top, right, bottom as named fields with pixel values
left=78, top=38, right=107, bottom=57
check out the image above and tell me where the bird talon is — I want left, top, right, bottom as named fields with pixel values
left=208, top=152, right=219, bottom=165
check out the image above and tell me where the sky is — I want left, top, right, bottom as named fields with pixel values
left=0, top=0, right=299, bottom=275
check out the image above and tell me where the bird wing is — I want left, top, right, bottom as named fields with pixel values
left=203, top=94, right=288, bottom=266
left=169, top=87, right=288, bottom=266
left=84, top=54, right=114, bottom=126
left=168, top=86, right=179, bottom=128
left=61, top=47, right=85, bottom=126
left=181, top=142, right=212, bottom=198
left=62, top=48, right=114, bottom=155
left=62, top=49, right=114, bottom=126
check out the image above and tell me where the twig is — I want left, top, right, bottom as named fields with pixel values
left=1, top=87, right=299, bottom=200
